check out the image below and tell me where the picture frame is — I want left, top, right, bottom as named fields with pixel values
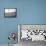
left=18, top=24, right=46, bottom=42
left=4, top=8, right=17, bottom=18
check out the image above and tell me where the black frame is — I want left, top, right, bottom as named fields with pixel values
left=4, top=8, right=17, bottom=18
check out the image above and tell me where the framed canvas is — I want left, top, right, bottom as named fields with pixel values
left=4, top=8, right=17, bottom=18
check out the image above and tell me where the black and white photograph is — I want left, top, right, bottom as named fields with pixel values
left=4, top=8, right=17, bottom=18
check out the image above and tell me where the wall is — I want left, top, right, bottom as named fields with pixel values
left=0, top=0, right=46, bottom=44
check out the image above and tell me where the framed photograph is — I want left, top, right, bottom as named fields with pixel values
left=18, top=24, right=46, bottom=42
left=4, top=8, right=17, bottom=18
